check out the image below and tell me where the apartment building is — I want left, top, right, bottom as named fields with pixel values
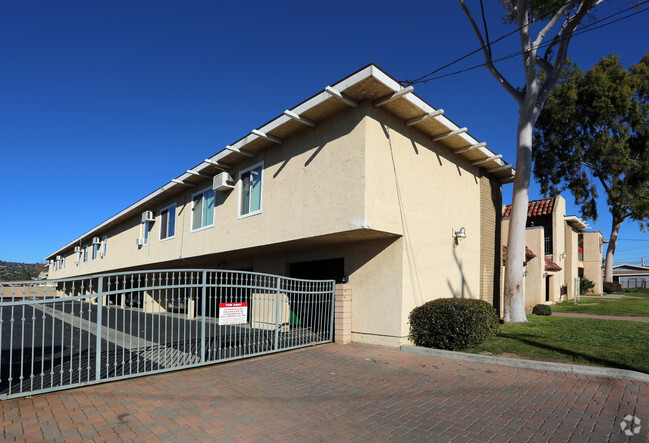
left=46, top=64, right=515, bottom=347
left=502, top=196, right=605, bottom=307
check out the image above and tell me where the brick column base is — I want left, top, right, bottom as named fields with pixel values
left=334, top=283, right=352, bottom=344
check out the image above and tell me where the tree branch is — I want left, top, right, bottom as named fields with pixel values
left=535, top=56, right=554, bottom=76
left=597, top=174, right=612, bottom=197
left=532, top=1, right=574, bottom=50
left=515, top=0, right=538, bottom=93
left=538, top=1, right=604, bottom=106
left=459, top=0, right=523, bottom=106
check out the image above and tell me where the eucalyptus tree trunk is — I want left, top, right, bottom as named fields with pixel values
left=604, top=217, right=622, bottom=283
left=460, top=0, right=601, bottom=323
left=503, top=102, right=535, bottom=323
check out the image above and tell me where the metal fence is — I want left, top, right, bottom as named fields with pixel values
left=0, top=269, right=335, bottom=400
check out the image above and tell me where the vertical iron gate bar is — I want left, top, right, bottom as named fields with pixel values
left=201, top=270, right=207, bottom=364
left=95, top=276, right=103, bottom=382
left=274, top=276, right=280, bottom=351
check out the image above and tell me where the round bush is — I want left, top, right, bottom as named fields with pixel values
left=408, top=298, right=499, bottom=351
left=603, top=281, right=622, bottom=294
left=531, top=304, right=552, bottom=316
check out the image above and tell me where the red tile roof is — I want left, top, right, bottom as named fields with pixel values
left=502, top=245, right=537, bottom=265
left=502, top=197, right=556, bottom=218
left=544, top=257, right=562, bottom=272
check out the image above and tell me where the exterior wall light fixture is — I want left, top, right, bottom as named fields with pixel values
left=561, top=252, right=567, bottom=259
left=454, top=227, right=467, bottom=239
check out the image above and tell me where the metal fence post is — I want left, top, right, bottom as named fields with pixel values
left=95, top=276, right=104, bottom=382
left=274, top=276, right=281, bottom=351
left=201, top=270, right=207, bottom=363
left=329, top=281, right=335, bottom=342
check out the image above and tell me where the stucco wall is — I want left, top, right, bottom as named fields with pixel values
left=564, top=225, right=579, bottom=298
left=549, top=196, right=566, bottom=301
left=524, top=227, right=545, bottom=307
left=361, top=104, right=487, bottom=342
left=50, top=106, right=369, bottom=279
left=582, top=231, right=603, bottom=294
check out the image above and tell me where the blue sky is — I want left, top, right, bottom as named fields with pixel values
left=1, top=1, right=648, bottom=265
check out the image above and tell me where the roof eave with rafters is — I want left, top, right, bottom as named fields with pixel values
left=46, top=63, right=515, bottom=260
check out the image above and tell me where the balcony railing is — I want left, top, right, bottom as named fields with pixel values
left=544, top=237, right=553, bottom=255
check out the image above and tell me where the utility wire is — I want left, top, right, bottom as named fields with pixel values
left=403, top=0, right=578, bottom=85
left=403, top=1, right=649, bottom=85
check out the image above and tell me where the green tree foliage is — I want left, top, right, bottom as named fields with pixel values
left=533, top=54, right=649, bottom=281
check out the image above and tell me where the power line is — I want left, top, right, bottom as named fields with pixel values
left=403, top=3, right=569, bottom=85
left=403, top=1, right=649, bottom=85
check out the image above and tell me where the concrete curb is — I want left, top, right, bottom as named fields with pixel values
left=400, top=345, right=649, bottom=383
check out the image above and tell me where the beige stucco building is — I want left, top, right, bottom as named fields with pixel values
left=46, top=64, right=515, bottom=347
left=502, top=196, right=605, bottom=307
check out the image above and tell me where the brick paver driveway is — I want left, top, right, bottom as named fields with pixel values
left=2, top=343, right=648, bottom=442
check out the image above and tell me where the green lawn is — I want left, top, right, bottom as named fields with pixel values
left=551, top=294, right=649, bottom=316
left=466, top=316, right=649, bottom=373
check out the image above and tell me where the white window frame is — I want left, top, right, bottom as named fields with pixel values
left=83, top=246, right=88, bottom=263
left=138, top=219, right=151, bottom=247
left=238, top=161, right=264, bottom=219
left=190, top=187, right=215, bottom=233
left=101, top=236, right=108, bottom=258
left=92, top=242, right=100, bottom=260
left=159, top=203, right=177, bottom=241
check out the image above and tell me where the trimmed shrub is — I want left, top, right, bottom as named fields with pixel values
left=579, top=276, right=595, bottom=295
left=603, top=281, right=622, bottom=294
left=408, top=298, right=499, bottom=351
left=532, top=304, right=552, bottom=316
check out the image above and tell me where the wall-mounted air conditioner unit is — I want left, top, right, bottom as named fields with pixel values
left=56, top=255, right=61, bottom=261
left=92, top=237, right=101, bottom=244
left=213, top=172, right=235, bottom=191
left=74, top=246, right=81, bottom=253
left=142, top=211, right=155, bottom=222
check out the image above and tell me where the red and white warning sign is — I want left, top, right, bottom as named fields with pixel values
left=219, top=302, right=248, bottom=325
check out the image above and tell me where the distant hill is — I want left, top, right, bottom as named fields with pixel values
left=0, top=261, right=47, bottom=281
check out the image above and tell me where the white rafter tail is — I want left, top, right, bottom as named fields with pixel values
left=325, top=86, right=359, bottom=108
left=405, top=109, right=444, bottom=126
left=454, top=142, right=487, bottom=154
left=374, top=86, right=414, bottom=107
left=225, top=145, right=256, bottom=157
left=171, top=179, right=196, bottom=186
left=251, top=129, right=283, bottom=144
left=204, top=159, right=233, bottom=170
left=284, top=110, right=316, bottom=127
left=471, top=154, right=502, bottom=166
left=487, top=163, right=514, bottom=173
left=186, top=170, right=212, bottom=178
left=431, top=127, right=468, bottom=142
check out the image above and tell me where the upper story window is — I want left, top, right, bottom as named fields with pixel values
left=92, top=243, right=100, bottom=260
left=191, top=188, right=215, bottom=231
left=143, top=221, right=151, bottom=245
left=83, top=246, right=88, bottom=263
left=239, top=162, right=263, bottom=218
left=160, top=204, right=176, bottom=240
left=101, top=236, right=108, bottom=258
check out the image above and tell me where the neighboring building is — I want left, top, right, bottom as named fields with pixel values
left=45, top=64, right=515, bottom=347
left=613, top=264, right=649, bottom=288
left=502, top=196, right=605, bottom=307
